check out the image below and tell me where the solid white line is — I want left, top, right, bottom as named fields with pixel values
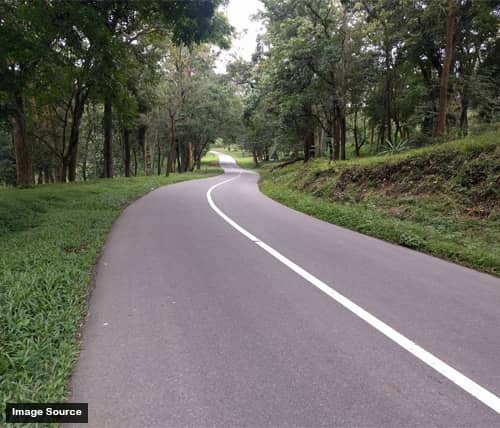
left=206, top=171, right=500, bottom=415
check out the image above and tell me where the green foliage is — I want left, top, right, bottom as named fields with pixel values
left=0, top=0, right=232, bottom=185
left=231, top=0, right=500, bottom=161
left=379, top=137, right=410, bottom=156
left=0, top=167, right=220, bottom=417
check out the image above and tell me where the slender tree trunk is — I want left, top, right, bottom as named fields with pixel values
left=157, top=143, right=161, bottom=175
left=150, top=133, right=156, bottom=175
left=68, top=110, right=84, bottom=181
left=384, top=40, right=393, bottom=144
left=82, top=125, right=90, bottom=182
left=187, top=142, right=193, bottom=171
left=459, top=93, right=468, bottom=135
left=103, top=96, right=113, bottom=178
left=252, top=146, right=259, bottom=167
left=11, top=94, right=33, bottom=186
left=176, top=145, right=181, bottom=173
left=60, top=162, right=68, bottom=182
left=340, top=3, right=348, bottom=161
left=93, top=121, right=98, bottom=178
left=138, top=125, right=147, bottom=176
left=354, top=109, right=360, bottom=156
left=340, top=115, right=346, bottom=160
left=44, top=167, right=50, bottom=184
left=166, top=112, right=176, bottom=176
left=435, top=0, right=455, bottom=140
left=303, top=103, right=314, bottom=162
left=133, top=147, right=138, bottom=176
left=333, top=117, right=341, bottom=161
left=123, top=128, right=131, bottom=177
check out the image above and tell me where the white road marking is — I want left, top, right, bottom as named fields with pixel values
left=206, top=167, right=500, bottom=415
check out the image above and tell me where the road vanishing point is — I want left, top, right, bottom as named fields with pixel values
left=67, top=152, right=500, bottom=427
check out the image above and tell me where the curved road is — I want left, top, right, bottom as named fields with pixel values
left=68, top=153, right=500, bottom=427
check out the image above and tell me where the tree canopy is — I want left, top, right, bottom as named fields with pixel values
left=230, top=0, right=499, bottom=164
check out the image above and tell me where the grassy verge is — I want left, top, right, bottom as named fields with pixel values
left=239, top=131, right=499, bottom=276
left=0, top=165, right=220, bottom=425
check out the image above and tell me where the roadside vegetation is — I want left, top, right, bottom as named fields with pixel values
left=231, top=130, right=500, bottom=275
left=0, top=164, right=220, bottom=417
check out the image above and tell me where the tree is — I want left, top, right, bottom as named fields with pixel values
left=0, top=1, right=59, bottom=185
left=435, top=0, right=456, bottom=140
left=0, top=0, right=231, bottom=184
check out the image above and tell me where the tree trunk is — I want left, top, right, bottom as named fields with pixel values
left=459, top=93, right=468, bottom=135
left=435, top=0, right=455, bottom=140
left=189, top=142, right=194, bottom=171
left=333, top=118, right=341, bottom=161
left=67, top=89, right=88, bottom=182
left=157, top=143, right=161, bottom=175
left=150, top=133, right=156, bottom=175
left=166, top=112, right=176, bottom=176
left=82, top=129, right=89, bottom=182
left=354, top=109, right=360, bottom=156
left=123, top=128, right=131, bottom=177
left=176, top=145, right=181, bottom=173
left=67, top=127, right=80, bottom=181
left=384, top=41, right=393, bottom=144
left=252, top=145, right=259, bottom=167
left=133, top=147, right=138, bottom=176
left=340, top=115, right=346, bottom=161
left=328, top=135, right=333, bottom=161
left=304, top=128, right=314, bottom=162
left=11, top=94, right=33, bottom=186
left=103, top=96, right=113, bottom=178
left=59, top=162, right=68, bottom=182
left=138, top=125, right=147, bottom=176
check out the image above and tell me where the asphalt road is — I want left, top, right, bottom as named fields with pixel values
left=67, top=153, right=500, bottom=427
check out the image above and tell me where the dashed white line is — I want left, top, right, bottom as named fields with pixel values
left=206, top=168, right=500, bottom=415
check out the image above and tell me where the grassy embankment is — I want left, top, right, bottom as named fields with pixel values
left=0, top=161, right=221, bottom=423
left=222, top=131, right=500, bottom=275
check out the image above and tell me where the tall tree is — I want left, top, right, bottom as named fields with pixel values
left=435, top=0, right=456, bottom=140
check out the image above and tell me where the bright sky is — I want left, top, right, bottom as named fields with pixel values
left=215, top=0, right=264, bottom=73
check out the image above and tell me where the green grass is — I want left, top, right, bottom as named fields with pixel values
left=238, top=131, right=500, bottom=276
left=211, top=146, right=262, bottom=170
left=201, top=151, right=220, bottom=167
left=0, top=165, right=221, bottom=427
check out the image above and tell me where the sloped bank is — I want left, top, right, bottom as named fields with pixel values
left=259, top=131, right=499, bottom=276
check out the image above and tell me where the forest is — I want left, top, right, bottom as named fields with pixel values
left=235, top=0, right=499, bottom=164
left=0, top=0, right=238, bottom=186
left=1, top=0, right=498, bottom=187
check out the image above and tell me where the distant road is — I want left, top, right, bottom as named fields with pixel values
left=68, top=152, right=500, bottom=427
